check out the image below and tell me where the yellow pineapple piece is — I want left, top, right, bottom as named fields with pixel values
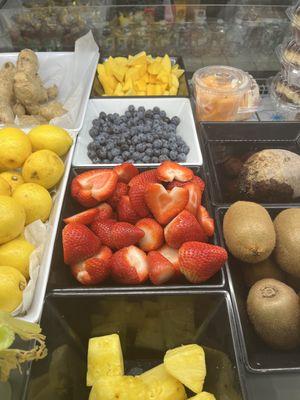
left=89, top=376, right=148, bottom=400
left=164, top=344, right=206, bottom=394
left=128, top=51, right=147, bottom=66
left=97, top=65, right=114, bottom=95
left=172, top=66, right=185, bottom=79
left=114, top=83, right=125, bottom=96
left=161, top=54, right=172, bottom=73
left=123, top=78, right=133, bottom=92
left=140, top=364, right=187, bottom=400
left=114, top=57, right=128, bottom=65
left=134, top=79, right=147, bottom=93
left=86, top=334, right=124, bottom=387
left=148, top=59, right=162, bottom=75
left=188, top=392, right=216, bottom=400
left=157, top=70, right=169, bottom=84
left=111, top=62, right=127, bottom=83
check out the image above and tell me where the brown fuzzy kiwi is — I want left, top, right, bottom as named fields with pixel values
left=243, top=258, right=285, bottom=289
left=247, top=278, right=300, bottom=350
left=223, top=201, right=276, bottom=263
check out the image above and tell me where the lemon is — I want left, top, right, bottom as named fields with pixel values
left=0, top=171, right=24, bottom=192
left=0, top=176, right=11, bottom=196
left=13, top=183, right=52, bottom=225
left=0, top=266, right=26, bottom=312
left=0, top=237, right=35, bottom=279
left=0, top=127, right=32, bottom=170
left=22, top=149, right=64, bottom=189
left=28, top=125, right=73, bottom=157
left=0, top=196, right=25, bottom=244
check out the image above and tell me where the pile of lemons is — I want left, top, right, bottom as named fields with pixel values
left=0, top=125, right=72, bottom=313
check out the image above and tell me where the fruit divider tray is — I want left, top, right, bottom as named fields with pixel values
left=46, top=165, right=226, bottom=293
left=215, top=205, right=300, bottom=373
left=21, top=291, right=248, bottom=400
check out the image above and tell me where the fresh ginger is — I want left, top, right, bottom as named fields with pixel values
left=0, top=62, right=16, bottom=124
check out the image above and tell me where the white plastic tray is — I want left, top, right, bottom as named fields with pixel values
left=73, top=98, right=203, bottom=167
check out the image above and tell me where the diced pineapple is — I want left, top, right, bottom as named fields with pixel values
left=172, top=67, right=185, bottom=79
left=157, top=70, right=169, bottom=84
left=114, top=82, right=125, bottom=96
left=134, top=79, right=147, bottom=92
left=135, top=317, right=165, bottom=351
left=128, top=51, right=147, bottom=66
left=111, top=63, right=127, bottom=83
left=89, top=376, right=148, bottom=400
left=86, top=334, right=124, bottom=387
left=188, top=392, right=216, bottom=400
left=164, top=344, right=206, bottom=394
left=161, top=54, right=172, bottom=73
left=140, top=364, right=187, bottom=400
left=148, top=59, right=162, bottom=75
left=114, top=57, right=128, bottom=65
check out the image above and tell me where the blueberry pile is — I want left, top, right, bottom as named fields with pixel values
left=87, top=106, right=190, bottom=164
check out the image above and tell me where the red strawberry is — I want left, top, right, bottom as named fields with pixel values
left=71, top=169, right=118, bottom=207
left=90, top=219, right=116, bottom=248
left=144, top=183, right=189, bottom=225
left=128, top=169, right=157, bottom=187
left=114, top=163, right=139, bottom=183
left=197, top=205, right=215, bottom=237
left=179, top=241, right=228, bottom=283
left=184, top=182, right=202, bottom=215
left=135, top=218, right=164, bottom=252
left=164, top=210, right=207, bottom=249
left=156, top=161, right=194, bottom=182
left=148, top=251, right=174, bottom=285
left=62, top=223, right=101, bottom=265
left=128, top=170, right=159, bottom=217
left=111, top=245, right=149, bottom=284
left=117, top=195, right=140, bottom=224
left=157, top=244, right=182, bottom=278
left=70, top=246, right=112, bottom=285
left=94, top=203, right=113, bottom=220
left=167, top=175, right=205, bottom=192
left=63, top=208, right=98, bottom=225
left=107, top=182, right=129, bottom=209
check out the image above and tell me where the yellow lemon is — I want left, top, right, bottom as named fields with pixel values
left=0, top=266, right=26, bottom=312
left=0, top=171, right=24, bottom=192
left=0, top=237, right=35, bottom=279
left=0, top=127, right=32, bottom=170
left=0, top=176, right=11, bottom=196
left=22, top=149, right=64, bottom=189
left=0, top=196, right=25, bottom=244
left=28, top=125, right=73, bottom=157
left=13, top=183, right=52, bottom=225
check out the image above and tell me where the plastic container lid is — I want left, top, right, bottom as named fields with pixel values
left=287, top=2, right=300, bottom=30
left=280, top=38, right=300, bottom=68
left=270, top=73, right=300, bottom=120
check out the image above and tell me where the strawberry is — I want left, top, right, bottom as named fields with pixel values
left=157, top=244, right=182, bottom=279
left=128, top=169, right=157, bottom=187
left=135, top=218, right=164, bottom=252
left=111, top=245, right=149, bottom=284
left=144, top=183, right=189, bottom=225
left=117, top=195, right=140, bottom=224
left=70, top=246, right=112, bottom=285
left=167, top=175, right=205, bottom=193
left=94, top=203, right=113, bottom=220
left=197, top=205, right=215, bottom=237
left=63, top=208, right=98, bottom=225
left=156, top=161, right=194, bottom=182
left=128, top=170, right=159, bottom=217
left=107, top=182, right=129, bottom=209
left=90, top=219, right=116, bottom=248
left=71, top=169, right=118, bottom=207
left=62, top=223, right=101, bottom=265
left=184, top=182, right=202, bottom=215
left=114, top=163, right=139, bottom=183
left=164, top=210, right=207, bottom=249
left=179, top=241, right=228, bottom=283
left=148, top=251, right=174, bottom=285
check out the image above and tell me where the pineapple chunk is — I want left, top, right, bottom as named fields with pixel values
left=135, top=317, right=165, bottom=351
left=86, top=334, right=124, bottom=387
left=188, top=392, right=216, bottom=400
left=161, top=54, right=172, bottom=74
left=140, top=364, right=187, bottom=400
left=164, top=344, right=206, bottom=394
left=114, top=57, right=128, bottom=66
left=89, top=376, right=148, bottom=400
left=111, top=63, right=127, bottom=83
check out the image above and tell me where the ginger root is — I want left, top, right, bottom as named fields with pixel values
left=0, top=62, right=16, bottom=124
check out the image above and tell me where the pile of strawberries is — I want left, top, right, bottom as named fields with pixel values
left=62, top=162, right=228, bottom=286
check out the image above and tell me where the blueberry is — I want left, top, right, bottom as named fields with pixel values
left=160, top=110, right=166, bottom=118
left=153, top=106, right=160, bottom=114
left=133, top=117, right=139, bottom=125
left=125, top=111, right=131, bottom=119
left=88, top=150, right=96, bottom=159
left=169, top=142, right=177, bottom=151
left=182, top=145, right=190, bottom=155
left=123, top=151, right=130, bottom=160
left=92, top=118, right=100, bottom=127
left=169, top=150, right=178, bottom=160
left=145, top=143, right=152, bottom=149
left=145, top=148, right=153, bottom=156
left=159, top=155, right=169, bottom=162
left=89, top=128, right=99, bottom=138
left=113, top=156, right=124, bottom=163
left=142, top=155, right=151, bottom=163
left=153, top=149, right=161, bottom=156
left=164, top=117, right=170, bottom=123
left=113, top=112, right=119, bottom=120
left=146, top=134, right=154, bottom=143
left=129, top=145, right=135, bottom=153
left=132, top=136, right=139, bottom=145
left=98, top=136, right=106, bottom=145
left=178, top=153, right=187, bottom=162
left=127, top=159, right=134, bottom=163
left=153, top=114, right=160, bottom=120
left=132, top=152, right=140, bottom=161
left=87, top=142, right=97, bottom=151
left=138, top=106, right=145, bottom=113
left=106, top=142, right=114, bottom=151
left=152, top=156, right=159, bottom=163
left=162, top=140, right=169, bottom=148
left=153, top=139, right=162, bottom=149
left=162, top=132, right=169, bottom=140
left=99, top=111, right=106, bottom=119
left=111, top=148, right=121, bottom=157
left=161, top=148, right=169, bottom=156
left=145, top=109, right=153, bottom=118
left=137, top=111, right=144, bottom=120
left=128, top=105, right=135, bottom=113
left=171, top=116, right=180, bottom=126
left=107, top=151, right=113, bottom=160
left=136, top=143, right=146, bottom=152
left=96, top=149, right=107, bottom=159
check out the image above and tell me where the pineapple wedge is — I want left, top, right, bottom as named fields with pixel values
left=89, top=376, right=148, bottom=400
left=188, top=392, right=216, bottom=400
left=86, top=334, right=124, bottom=387
left=140, top=364, right=187, bottom=400
left=164, top=344, right=206, bottom=394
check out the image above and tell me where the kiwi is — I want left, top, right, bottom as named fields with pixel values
left=247, top=278, right=300, bottom=350
left=223, top=201, right=276, bottom=263
left=274, top=208, right=300, bottom=278
left=243, top=258, right=285, bottom=289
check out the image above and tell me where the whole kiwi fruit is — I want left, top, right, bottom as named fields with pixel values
left=243, top=258, right=285, bottom=289
left=247, top=278, right=300, bottom=350
left=223, top=201, right=276, bottom=263
left=274, top=208, right=300, bottom=278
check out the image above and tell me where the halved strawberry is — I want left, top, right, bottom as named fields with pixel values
left=62, top=223, right=101, bottom=265
left=197, top=205, right=215, bottom=237
left=107, top=182, right=129, bottom=209
left=148, top=251, right=175, bottom=285
left=144, top=183, right=189, bottom=225
left=63, top=208, right=98, bottom=225
left=71, top=169, right=118, bottom=207
left=157, top=244, right=182, bottom=279
left=94, top=203, right=113, bottom=221
left=117, top=195, right=140, bottom=224
left=70, top=246, right=112, bottom=285
left=90, top=219, right=116, bottom=248
left=167, top=175, right=205, bottom=192
left=114, top=163, right=139, bottom=183
left=128, top=170, right=159, bottom=217
left=164, top=210, right=207, bottom=249
left=135, top=218, right=164, bottom=252
left=128, top=169, right=157, bottom=187
left=156, top=161, right=194, bottom=182
left=184, top=182, right=202, bottom=215
left=111, top=245, right=149, bottom=285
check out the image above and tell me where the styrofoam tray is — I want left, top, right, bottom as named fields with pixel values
left=73, top=98, right=203, bottom=167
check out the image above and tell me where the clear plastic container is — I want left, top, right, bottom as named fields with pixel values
left=192, top=65, right=259, bottom=122
left=270, top=72, right=300, bottom=121
left=277, top=39, right=300, bottom=87
left=286, top=2, right=300, bottom=44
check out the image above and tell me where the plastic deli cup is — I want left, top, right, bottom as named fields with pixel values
left=192, top=66, right=259, bottom=122
left=270, top=72, right=300, bottom=121
left=278, top=39, right=300, bottom=87
left=287, top=3, right=300, bottom=44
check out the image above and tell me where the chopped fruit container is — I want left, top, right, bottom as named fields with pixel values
left=21, top=291, right=248, bottom=400
left=72, top=98, right=202, bottom=167
left=216, top=206, right=300, bottom=373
